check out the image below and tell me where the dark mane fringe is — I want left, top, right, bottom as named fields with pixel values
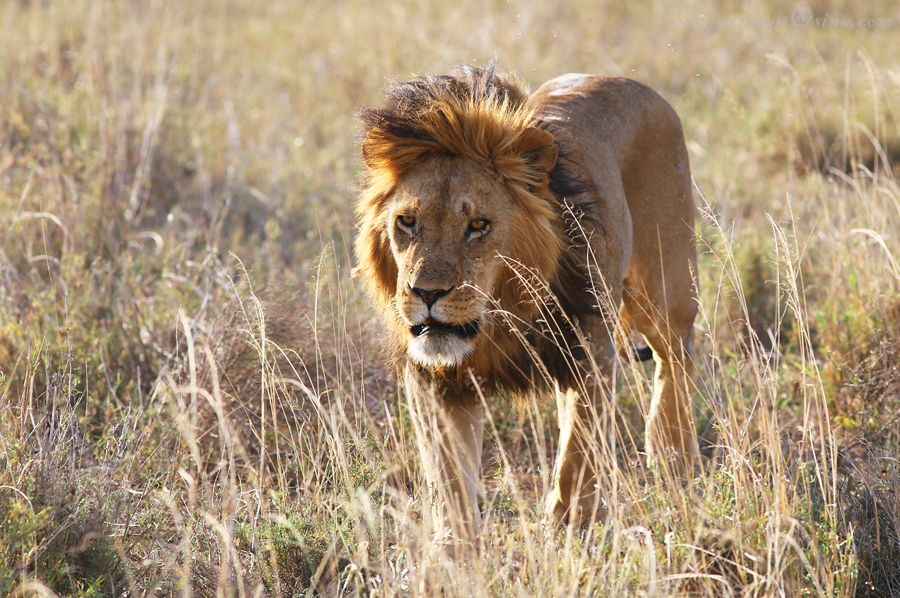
left=543, top=127, right=603, bottom=322
left=522, top=125, right=603, bottom=393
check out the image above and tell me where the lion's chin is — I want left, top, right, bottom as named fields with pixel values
left=407, top=334, right=475, bottom=369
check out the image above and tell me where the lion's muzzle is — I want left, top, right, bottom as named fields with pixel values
left=405, top=313, right=481, bottom=368
left=399, top=277, right=486, bottom=368
left=410, top=318, right=480, bottom=340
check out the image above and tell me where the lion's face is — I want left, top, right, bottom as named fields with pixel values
left=386, top=156, right=518, bottom=368
left=356, top=67, right=566, bottom=374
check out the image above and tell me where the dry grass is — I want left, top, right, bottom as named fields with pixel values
left=2, top=0, right=900, bottom=596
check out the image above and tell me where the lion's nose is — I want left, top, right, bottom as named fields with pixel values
left=410, top=285, right=453, bottom=308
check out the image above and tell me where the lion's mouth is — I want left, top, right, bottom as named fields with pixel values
left=410, top=317, right=480, bottom=340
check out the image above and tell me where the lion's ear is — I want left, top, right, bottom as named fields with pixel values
left=362, top=137, right=385, bottom=169
left=521, top=128, right=558, bottom=172
left=514, top=127, right=558, bottom=192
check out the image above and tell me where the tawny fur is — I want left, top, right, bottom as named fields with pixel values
left=355, top=64, right=699, bottom=551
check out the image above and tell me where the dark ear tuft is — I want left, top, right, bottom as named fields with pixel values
left=527, top=141, right=558, bottom=176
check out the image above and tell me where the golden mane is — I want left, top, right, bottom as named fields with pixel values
left=355, top=65, right=597, bottom=391
left=358, top=65, right=554, bottom=190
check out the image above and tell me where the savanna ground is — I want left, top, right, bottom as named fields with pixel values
left=2, top=0, right=900, bottom=596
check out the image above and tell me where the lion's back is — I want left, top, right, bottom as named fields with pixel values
left=529, top=74, right=693, bottom=278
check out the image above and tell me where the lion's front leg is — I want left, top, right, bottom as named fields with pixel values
left=404, top=362, right=484, bottom=554
left=545, top=363, right=615, bottom=527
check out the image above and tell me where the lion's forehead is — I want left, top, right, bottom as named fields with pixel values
left=394, top=157, right=510, bottom=218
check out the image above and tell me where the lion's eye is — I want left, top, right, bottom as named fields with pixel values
left=398, top=215, right=416, bottom=228
left=467, top=218, right=490, bottom=234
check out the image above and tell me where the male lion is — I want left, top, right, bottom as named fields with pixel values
left=355, top=64, right=699, bottom=550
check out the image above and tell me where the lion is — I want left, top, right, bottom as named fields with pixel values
left=354, top=64, right=699, bottom=552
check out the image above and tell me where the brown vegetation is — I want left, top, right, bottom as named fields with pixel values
left=1, top=0, right=899, bottom=596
